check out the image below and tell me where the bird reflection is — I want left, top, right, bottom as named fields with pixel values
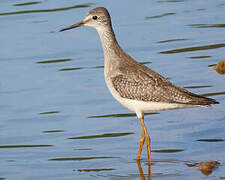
left=137, top=160, right=151, bottom=180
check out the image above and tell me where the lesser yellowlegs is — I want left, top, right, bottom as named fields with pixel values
left=60, top=7, right=219, bottom=164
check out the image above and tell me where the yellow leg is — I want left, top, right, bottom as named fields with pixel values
left=136, top=115, right=152, bottom=179
left=137, top=125, right=145, bottom=160
left=140, top=116, right=151, bottom=165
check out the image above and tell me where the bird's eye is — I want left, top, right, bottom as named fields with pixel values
left=92, top=16, right=98, bottom=20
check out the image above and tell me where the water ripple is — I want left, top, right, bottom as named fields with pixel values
left=36, top=58, right=72, bottom=64
left=77, top=168, right=115, bottom=172
left=49, top=156, right=118, bottom=161
left=13, top=1, right=41, bottom=6
left=0, top=144, right=53, bottom=148
left=88, top=112, right=159, bottom=118
left=146, top=12, right=175, bottom=19
left=189, top=24, right=225, bottom=28
left=0, top=3, right=92, bottom=16
left=68, top=132, right=134, bottom=140
left=160, top=43, right=225, bottom=54
left=157, top=38, right=188, bottom=44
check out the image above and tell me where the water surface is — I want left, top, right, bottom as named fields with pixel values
left=0, top=0, right=224, bottom=179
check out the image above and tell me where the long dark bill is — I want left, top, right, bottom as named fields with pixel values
left=59, top=21, right=84, bottom=32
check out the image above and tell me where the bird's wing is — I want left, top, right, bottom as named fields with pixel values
left=111, top=64, right=217, bottom=105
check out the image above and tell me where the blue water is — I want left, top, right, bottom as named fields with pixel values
left=0, top=0, right=225, bottom=179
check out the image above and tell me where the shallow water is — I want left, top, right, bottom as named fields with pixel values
left=0, top=0, right=225, bottom=179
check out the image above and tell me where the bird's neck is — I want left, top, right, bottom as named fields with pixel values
left=96, top=26, right=125, bottom=76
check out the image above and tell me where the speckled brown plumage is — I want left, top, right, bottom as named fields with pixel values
left=112, top=59, right=218, bottom=105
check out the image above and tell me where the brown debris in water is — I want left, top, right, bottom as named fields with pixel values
left=186, top=160, right=220, bottom=176
left=212, top=61, right=225, bottom=74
